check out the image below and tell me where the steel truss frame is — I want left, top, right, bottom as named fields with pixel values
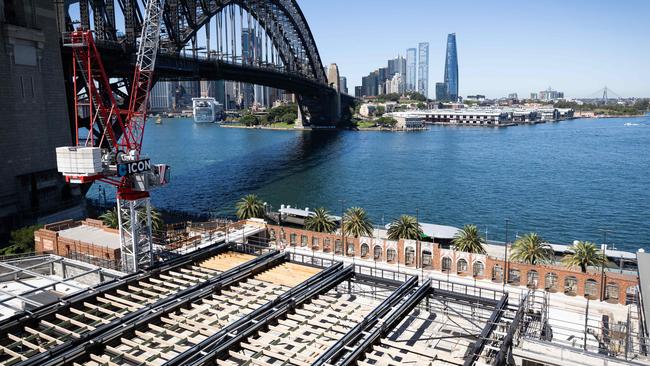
left=117, top=196, right=153, bottom=273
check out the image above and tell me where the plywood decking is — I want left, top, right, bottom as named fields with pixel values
left=199, top=252, right=256, bottom=271
left=255, top=262, right=321, bottom=287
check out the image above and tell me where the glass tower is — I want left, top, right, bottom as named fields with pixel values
left=444, top=33, right=459, bottom=101
left=417, top=42, right=429, bottom=97
left=406, top=48, right=416, bottom=92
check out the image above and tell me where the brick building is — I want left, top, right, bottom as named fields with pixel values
left=34, top=219, right=121, bottom=269
left=267, top=224, right=638, bottom=305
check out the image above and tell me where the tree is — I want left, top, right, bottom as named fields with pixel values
left=375, top=105, right=385, bottom=116
left=510, top=232, right=553, bottom=264
left=99, top=207, right=119, bottom=229
left=407, top=92, right=427, bottom=102
left=562, top=241, right=606, bottom=273
left=343, top=207, right=374, bottom=238
left=375, top=116, right=397, bottom=128
left=0, top=225, right=42, bottom=255
left=280, top=112, right=297, bottom=124
left=416, top=102, right=426, bottom=110
left=99, top=206, right=163, bottom=231
left=240, top=113, right=259, bottom=126
left=235, top=194, right=265, bottom=219
left=452, top=224, right=486, bottom=254
left=267, top=103, right=298, bottom=123
left=387, top=215, right=422, bottom=240
left=304, top=207, right=336, bottom=233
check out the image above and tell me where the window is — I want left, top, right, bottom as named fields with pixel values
left=527, top=270, right=539, bottom=288
left=508, top=269, right=521, bottom=285
left=585, top=279, right=598, bottom=298
left=472, top=261, right=484, bottom=277
left=373, top=246, right=382, bottom=260
left=301, top=235, right=308, bottom=247
left=290, top=233, right=297, bottom=246
left=311, top=237, right=320, bottom=249
left=545, top=273, right=558, bottom=292
left=492, top=264, right=503, bottom=282
left=564, top=276, right=578, bottom=295
left=405, top=247, right=415, bottom=266
left=457, top=258, right=468, bottom=273
left=269, top=229, right=276, bottom=241
left=422, top=250, right=432, bottom=267
left=360, top=244, right=369, bottom=258
left=442, top=257, right=452, bottom=272
left=626, top=286, right=638, bottom=305
left=335, top=239, right=342, bottom=254
left=346, top=243, right=355, bottom=256
left=323, top=238, right=331, bottom=252
left=386, top=248, right=397, bottom=263
left=605, top=283, right=620, bottom=302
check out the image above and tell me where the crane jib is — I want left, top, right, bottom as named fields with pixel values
left=118, top=159, right=151, bottom=177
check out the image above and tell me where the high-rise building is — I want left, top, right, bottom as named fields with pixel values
left=406, top=48, right=417, bottom=92
left=417, top=42, right=429, bottom=97
left=354, top=86, right=362, bottom=98
left=435, top=82, right=448, bottom=101
left=339, top=76, right=348, bottom=94
left=150, top=81, right=174, bottom=111
left=444, top=33, right=459, bottom=102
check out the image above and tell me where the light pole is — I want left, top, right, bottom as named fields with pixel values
left=599, top=229, right=612, bottom=301
left=338, top=199, right=346, bottom=262
left=416, top=208, right=421, bottom=280
left=503, top=219, right=509, bottom=286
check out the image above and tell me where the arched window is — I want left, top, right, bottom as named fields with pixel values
left=564, top=276, right=578, bottom=295
left=301, top=235, right=308, bottom=247
left=346, top=242, right=355, bottom=256
left=311, top=237, right=320, bottom=250
left=473, top=261, right=485, bottom=277
left=457, top=258, right=468, bottom=273
left=626, top=286, right=638, bottom=305
left=360, top=243, right=369, bottom=258
left=442, top=257, right=452, bottom=272
left=545, top=272, right=558, bottom=292
left=323, top=238, right=331, bottom=252
left=508, top=269, right=521, bottom=285
left=280, top=229, right=286, bottom=240
left=290, top=233, right=297, bottom=246
left=269, top=229, right=276, bottom=241
left=373, top=246, right=382, bottom=260
left=605, top=282, right=620, bottom=302
left=527, top=270, right=539, bottom=288
left=584, top=279, right=598, bottom=299
left=492, top=264, right=503, bottom=282
left=335, top=239, right=342, bottom=254
left=422, top=250, right=432, bottom=268
left=387, top=248, right=397, bottom=263
left=405, top=247, right=415, bottom=266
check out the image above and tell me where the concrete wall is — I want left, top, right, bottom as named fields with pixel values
left=0, top=0, right=82, bottom=234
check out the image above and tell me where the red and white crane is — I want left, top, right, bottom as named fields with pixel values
left=57, top=0, right=168, bottom=272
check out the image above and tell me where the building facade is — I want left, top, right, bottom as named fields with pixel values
left=417, top=42, right=429, bottom=97
left=405, top=48, right=417, bottom=92
left=444, top=33, right=459, bottom=102
left=266, top=224, right=638, bottom=305
left=435, top=82, right=447, bottom=101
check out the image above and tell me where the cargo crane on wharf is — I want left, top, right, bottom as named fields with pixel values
left=55, top=0, right=168, bottom=273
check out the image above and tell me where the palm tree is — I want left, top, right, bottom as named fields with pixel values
left=343, top=207, right=374, bottom=238
left=99, top=206, right=164, bottom=232
left=99, top=207, right=119, bottom=229
left=305, top=207, right=336, bottom=233
left=235, top=194, right=265, bottom=219
left=387, top=215, right=422, bottom=240
left=562, top=241, right=606, bottom=273
left=510, top=232, right=553, bottom=264
left=452, top=224, right=486, bottom=254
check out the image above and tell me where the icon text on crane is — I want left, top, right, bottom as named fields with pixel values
left=118, top=159, right=151, bottom=177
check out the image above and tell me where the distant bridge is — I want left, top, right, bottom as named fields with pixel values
left=58, top=0, right=355, bottom=127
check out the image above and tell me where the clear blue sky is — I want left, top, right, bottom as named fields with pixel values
left=299, top=0, right=650, bottom=98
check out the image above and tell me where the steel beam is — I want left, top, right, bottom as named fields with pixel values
left=464, top=293, right=510, bottom=366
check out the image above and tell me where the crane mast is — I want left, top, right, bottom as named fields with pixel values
left=57, top=0, right=168, bottom=272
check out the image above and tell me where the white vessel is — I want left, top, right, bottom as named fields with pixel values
left=192, top=97, right=222, bottom=123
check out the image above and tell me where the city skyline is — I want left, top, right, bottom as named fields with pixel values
left=298, top=0, right=650, bottom=98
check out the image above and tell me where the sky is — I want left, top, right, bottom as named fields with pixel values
left=298, top=0, right=650, bottom=99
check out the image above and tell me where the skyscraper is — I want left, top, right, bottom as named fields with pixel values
left=435, top=82, right=448, bottom=101
left=417, top=42, right=429, bottom=97
left=444, top=33, right=459, bottom=102
left=406, top=48, right=417, bottom=92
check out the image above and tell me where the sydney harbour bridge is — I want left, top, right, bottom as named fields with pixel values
left=56, top=0, right=355, bottom=127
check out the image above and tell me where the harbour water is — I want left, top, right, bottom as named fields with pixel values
left=90, top=116, right=650, bottom=251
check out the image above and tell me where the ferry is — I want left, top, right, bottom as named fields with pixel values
left=192, top=97, right=224, bottom=123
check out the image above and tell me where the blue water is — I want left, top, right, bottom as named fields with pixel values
left=90, top=117, right=650, bottom=251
